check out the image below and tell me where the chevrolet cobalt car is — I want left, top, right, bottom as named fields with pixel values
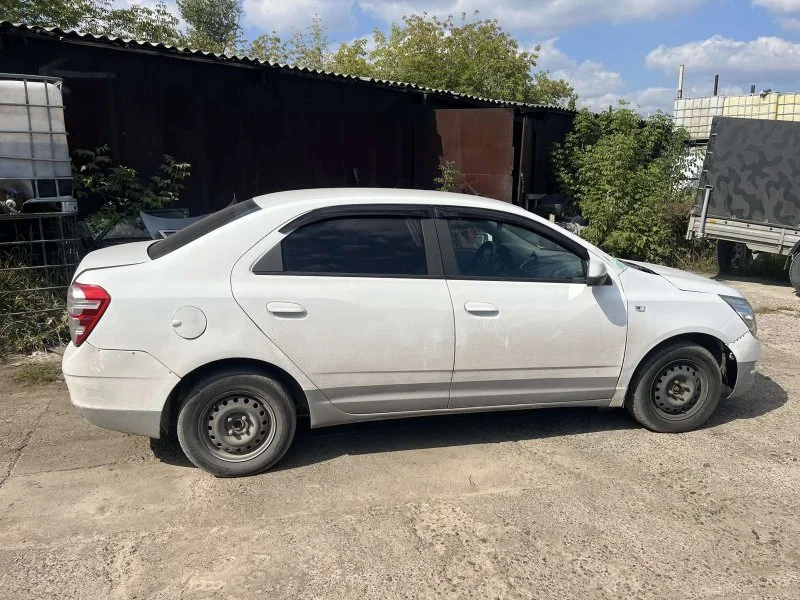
left=63, top=189, right=760, bottom=476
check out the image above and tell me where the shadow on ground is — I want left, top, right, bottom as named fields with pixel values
left=706, top=373, right=788, bottom=426
left=712, top=273, right=794, bottom=289
left=150, top=373, right=788, bottom=472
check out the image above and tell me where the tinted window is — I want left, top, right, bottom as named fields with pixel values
left=282, top=217, right=427, bottom=276
left=447, top=218, right=585, bottom=281
left=147, top=200, right=261, bottom=259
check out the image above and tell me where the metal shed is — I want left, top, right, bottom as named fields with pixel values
left=0, top=22, right=574, bottom=214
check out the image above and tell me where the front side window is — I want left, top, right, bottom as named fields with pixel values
left=281, top=216, right=428, bottom=276
left=446, top=218, right=585, bottom=281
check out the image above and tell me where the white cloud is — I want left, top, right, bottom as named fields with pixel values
left=646, top=35, right=800, bottom=84
left=357, top=0, right=704, bottom=34
left=537, top=38, right=623, bottom=100
left=752, top=0, right=800, bottom=30
left=779, top=15, right=800, bottom=28
left=624, top=87, right=674, bottom=115
left=752, top=0, right=800, bottom=12
left=537, top=39, right=672, bottom=114
left=579, top=87, right=674, bottom=115
left=243, top=0, right=357, bottom=33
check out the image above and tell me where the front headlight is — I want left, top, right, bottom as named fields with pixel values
left=720, top=295, right=757, bottom=336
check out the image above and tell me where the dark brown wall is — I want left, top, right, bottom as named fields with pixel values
left=0, top=34, right=434, bottom=215
left=0, top=29, right=573, bottom=216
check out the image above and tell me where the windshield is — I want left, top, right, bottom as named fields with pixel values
left=588, top=246, right=628, bottom=274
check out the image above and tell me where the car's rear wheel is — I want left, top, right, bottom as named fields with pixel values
left=177, top=369, right=296, bottom=477
left=625, top=342, right=722, bottom=433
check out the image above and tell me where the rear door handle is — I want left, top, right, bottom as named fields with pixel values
left=464, top=302, right=499, bottom=316
left=267, top=302, right=307, bottom=317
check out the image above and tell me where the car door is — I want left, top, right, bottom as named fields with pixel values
left=231, top=205, right=455, bottom=414
left=435, top=208, right=627, bottom=409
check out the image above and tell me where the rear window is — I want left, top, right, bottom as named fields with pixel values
left=147, top=200, right=261, bottom=259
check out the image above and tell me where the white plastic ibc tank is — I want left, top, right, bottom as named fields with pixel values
left=0, top=79, right=69, bottom=179
left=673, top=96, right=723, bottom=140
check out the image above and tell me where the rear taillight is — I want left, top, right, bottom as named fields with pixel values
left=67, top=283, right=110, bottom=346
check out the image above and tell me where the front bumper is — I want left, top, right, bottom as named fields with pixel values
left=727, top=332, right=761, bottom=399
left=62, top=342, right=180, bottom=438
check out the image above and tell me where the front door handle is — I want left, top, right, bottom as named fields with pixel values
left=464, top=302, right=499, bottom=316
left=267, top=302, right=307, bottom=317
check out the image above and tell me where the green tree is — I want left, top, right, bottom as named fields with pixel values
left=552, top=104, right=691, bottom=263
left=72, top=146, right=191, bottom=236
left=248, top=14, right=329, bottom=70
left=529, top=71, right=577, bottom=110
left=177, top=0, right=242, bottom=54
left=328, top=38, right=372, bottom=77
left=330, top=13, right=577, bottom=107
left=0, top=0, right=108, bottom=31
left=250, top=12, right=576, bottom=106
left=105, top=2, right=180, bottom=45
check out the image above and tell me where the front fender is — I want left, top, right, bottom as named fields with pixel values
left=611, top=267, right=752, bottom=406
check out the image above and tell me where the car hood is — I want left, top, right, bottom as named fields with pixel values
left=625, top=260, right=743, bottom=297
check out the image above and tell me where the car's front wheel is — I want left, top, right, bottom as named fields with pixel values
left=177, top=369, right=296, bottom=477
left=626, top=342, right=722, bottom=433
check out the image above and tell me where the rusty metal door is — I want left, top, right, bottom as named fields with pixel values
left=433, top=108, right=515, bottom=202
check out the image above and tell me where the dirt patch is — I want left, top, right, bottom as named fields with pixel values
left=1, top=281, right=799, bottom=599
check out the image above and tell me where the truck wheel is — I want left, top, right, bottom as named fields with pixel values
left=790, top=254, right=800, bottom=295
left=177, top=369, right=296, bottom=477
left=716, top=241, right=733, bottom=275
left=625, top=342, right=722, bottom=433
left=717, top=241, right=751, bottom=275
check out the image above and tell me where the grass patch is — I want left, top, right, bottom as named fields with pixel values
left=14, top=361, right=62, bottom=385
left=0, top=253, right=70, bottom=357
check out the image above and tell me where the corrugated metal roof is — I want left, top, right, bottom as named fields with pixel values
left=0, top=21, right=573, bottom=112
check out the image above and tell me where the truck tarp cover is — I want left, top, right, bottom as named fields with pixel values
left=696, top=116, right=800, bottom=229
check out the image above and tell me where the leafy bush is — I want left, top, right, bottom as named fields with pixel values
left=434, top=161, right=461, bottom=192
left=552, top=105, right=693, bottom=264
left=73, top=146, right=191, bottom=237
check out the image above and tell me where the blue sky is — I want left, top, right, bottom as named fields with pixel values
left=157, top=1, right=800, bottom=113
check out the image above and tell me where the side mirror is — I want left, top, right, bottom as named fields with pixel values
left=586, top=258, right=609, bottom=286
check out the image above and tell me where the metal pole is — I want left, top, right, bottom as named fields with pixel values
left=699, top=186, right=712, bottom=235
left=22, top=76, right=40, bottom=200
left=44, top=78, right=56, bottom=185
left=713, top=75, right=719, bottom=96
left=38, top=216, right=48, bottom=268
left=517, top=115, right=527, bottom=208
left=677, top=65, right=685, bottom=99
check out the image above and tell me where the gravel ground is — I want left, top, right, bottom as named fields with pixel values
left=0, top=278, right=798, bottom=600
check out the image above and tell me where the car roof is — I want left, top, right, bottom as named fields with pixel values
left=251, top=188, right=533, bottom=217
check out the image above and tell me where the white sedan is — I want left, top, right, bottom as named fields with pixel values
left=63, top=189, right=761, bottom=477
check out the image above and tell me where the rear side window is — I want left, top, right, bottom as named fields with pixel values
left=147, top=199, right=261, bottom=259
left=279, top=216, right=428, bottom=276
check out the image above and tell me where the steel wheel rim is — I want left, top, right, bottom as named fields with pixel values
left=651, top=360, right=706, bottom=421
left=199, top=392, right=277, bottom=462
left=730, top=244, right=749, bottom=270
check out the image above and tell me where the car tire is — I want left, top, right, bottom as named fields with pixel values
left=625, top=342, right=722, bottom=433
left=176, top=369, right=296, bottom=477
left=789, top=254, right=800, bottom=295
